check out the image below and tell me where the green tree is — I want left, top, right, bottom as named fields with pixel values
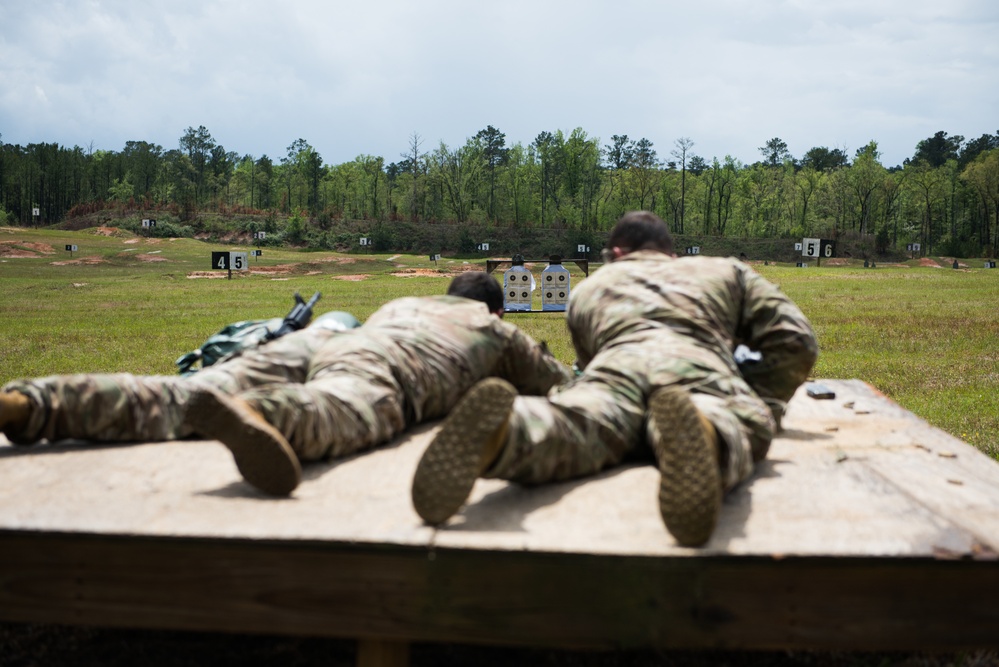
left=179, top=126, right=215, bottom=206
left=121, top=140, right=162, bottom=201
left=847, top=141, right=885, bottom=235
left=671, top=137, right=694, bottom=233
left=256, top=155, right=274, bottom=209
left=960, top=149, right=999, bottom=254
left=905, top=161, right=947, bottom=254
left=429, top=140, right=483, bottom=222
left=801, top=146, right=848, bottom=173
left=759, top=137, right=791, bottom=167
left=474, top=125, right=508, bottom=222
left=794, top=166, right=822, bottom=235
left=628, top=138, right=661, bottom=214
left=283, top=139, right=324, bottom=214
left=403, top=132, right=427, bottom=222
left=911, top=131, right=963, bottom=168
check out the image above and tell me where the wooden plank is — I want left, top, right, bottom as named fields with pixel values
left=357, top=639, right=409, bottom=667
left=1, top=531, right=997, bottom=650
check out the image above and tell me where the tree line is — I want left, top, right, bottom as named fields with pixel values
left=1, top=126, right=997, bottom=257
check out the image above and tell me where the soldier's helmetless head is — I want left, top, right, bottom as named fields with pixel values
left=606, top=211, right=674, bottom=258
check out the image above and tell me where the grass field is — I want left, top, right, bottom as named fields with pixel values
left=2, top=225, right=996, bottom=458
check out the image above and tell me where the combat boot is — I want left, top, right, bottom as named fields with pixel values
left=648, top=386, right=722, bottom=547
left=184, top=386, right=301, bottom=496
left=411, top=377, right=516, bottom=526
left=0, top=391, right=31, bottom=435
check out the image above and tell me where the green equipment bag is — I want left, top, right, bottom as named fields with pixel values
left=175, top=317, right=285, bottom=375
left=175, top=309, right=361, bottom=376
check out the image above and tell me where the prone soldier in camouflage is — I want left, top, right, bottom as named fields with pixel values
left=412, top=211, right=819, bottom=547
left=0, top=311, right=357, bottom=445
left=0, top=273, right=570, bottom=497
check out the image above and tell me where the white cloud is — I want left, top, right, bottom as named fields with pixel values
left=1, top=0, right=996, bottom=167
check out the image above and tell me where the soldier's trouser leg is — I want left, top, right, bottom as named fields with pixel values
left=486, top=352, right=775, bottom=492
left=2, top=374, right=192, bottom=445
left=487, top=354, right=648, bottom=483
left=1, top=328, right=335, bottom=446
left=681, top=387, right=774, bottom=491
left=237, top=339, right=406, bottom=462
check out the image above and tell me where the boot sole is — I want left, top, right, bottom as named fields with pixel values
left=185, top=387, right=302, bottom=496
left=411, top=378, right=516, bottom=525
left=649, top=386, right=721, bottom=547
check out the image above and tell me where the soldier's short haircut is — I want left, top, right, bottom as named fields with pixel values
left=607, top=211, right=674, bottom=254
left=447, top=272, right=504, bottom=312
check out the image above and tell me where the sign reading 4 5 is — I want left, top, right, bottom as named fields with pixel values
left=211, top=251, right=249, bottom=271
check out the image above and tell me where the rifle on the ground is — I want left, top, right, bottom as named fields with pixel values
left=264, top=291, right=322, bottom=341
left=175, top=290, right=323, bottom=375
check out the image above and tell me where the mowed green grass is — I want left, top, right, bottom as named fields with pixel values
left=2, top=226, right=997, bottom=459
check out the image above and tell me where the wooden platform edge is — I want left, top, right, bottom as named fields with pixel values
left=2, top=530, right=997, bottom=651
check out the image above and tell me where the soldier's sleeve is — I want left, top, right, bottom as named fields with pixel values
left=492, top=323, right=573, bottom=395
left=565, top=293, right=596, bottom=371
left=736, top=265, right=819, bottom=404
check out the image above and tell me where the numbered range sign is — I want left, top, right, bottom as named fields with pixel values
left=359, top=237, right=370, bottom=246
left=801, top=238, right=835, bottom=259
left=685, top=246, right=700, bottom=255
left=141, top=219, right=157, bottom=228
left=985, top=261, right=996, bottom=269
left=541, top=262, right=571, bottom=312
left=503, top=266, right=535, bottom=312
left=477, top=242, right=490, bottom=251
left=211, top=251, right=249, bottom=271
left=65, top=244, right=78, bottom=252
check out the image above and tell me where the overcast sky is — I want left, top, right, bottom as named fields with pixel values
left=2, top=0, right=997, bottom=169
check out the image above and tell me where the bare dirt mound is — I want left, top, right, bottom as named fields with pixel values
left=391, top=268, right=453, bottom=278
left=249, top=264, right=297, bottom=275
left=391, top=265, right=481, bottom=278
left=136, top=254, right=169, bottom=262
left=332, top=274, right=369, bottom=281
left=0, top=241, right=56, bottom=257
left=918, top=258, right=942, bottom=268
left=51, top=256, right=107, bottom=266
left=186, top=271, right=230, bottom=279
left=90, top=226, right=123, bottom=237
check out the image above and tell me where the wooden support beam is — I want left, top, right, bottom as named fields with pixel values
left=357, top=639, right=409, bottom=667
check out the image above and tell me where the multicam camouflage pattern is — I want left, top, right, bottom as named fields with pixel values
left=242, top=295, right=570, bottom=461
left=3, top=326, right=337, bottom=445
left=486, top=250, right=818, bottom=491
left=5, top=296, right=570, bottom=462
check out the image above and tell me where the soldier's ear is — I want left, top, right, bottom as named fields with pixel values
left=493, top=307, right=505, bottom=319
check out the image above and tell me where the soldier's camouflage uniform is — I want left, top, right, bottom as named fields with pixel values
left=4, top=326, right=337, bottom=446
left=5, top=296, right=570, bottom=463
left=486, top=250, right=818, bottom=492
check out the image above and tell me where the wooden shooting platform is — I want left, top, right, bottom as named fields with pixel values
left=1, top=379, right=998, bottom=664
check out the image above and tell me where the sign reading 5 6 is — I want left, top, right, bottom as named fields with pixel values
left=211, top=251, right=249, bottom=271
left=801, top=238, right=836, bottom=259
